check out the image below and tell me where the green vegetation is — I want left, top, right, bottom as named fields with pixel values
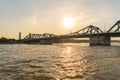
left=0, top=37, right=17, bottom=44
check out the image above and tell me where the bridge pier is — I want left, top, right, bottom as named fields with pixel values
left=89, top=36, right=111, bottom=46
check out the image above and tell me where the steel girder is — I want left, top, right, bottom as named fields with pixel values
left=107, top=20, right=120, bottom=33
left=24, top=33, right=56, bottom=40
left=69, top=25, right=103, bottom=36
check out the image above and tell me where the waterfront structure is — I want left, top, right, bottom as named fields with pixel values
left=23, top=20, right=120, bottom=46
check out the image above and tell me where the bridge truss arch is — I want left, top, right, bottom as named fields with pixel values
left=107, top=20, right=120, bottom=33
left=69, top=25, right=103, bottom=36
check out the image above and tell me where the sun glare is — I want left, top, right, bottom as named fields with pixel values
left=62, top=17, right=75, bottom=28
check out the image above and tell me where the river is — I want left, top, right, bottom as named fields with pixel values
left=0, top=43, right=120, bottom=80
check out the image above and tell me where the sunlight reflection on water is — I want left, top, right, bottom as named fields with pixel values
left=64, top=47, right=72, bottom=54
left=0, top=44, right=120, bottom=80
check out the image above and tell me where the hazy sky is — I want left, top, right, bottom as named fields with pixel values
left=0, top=0, right=120, bottom=39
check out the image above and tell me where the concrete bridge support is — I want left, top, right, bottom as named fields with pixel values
left=89, top=36, right=111, bottom=46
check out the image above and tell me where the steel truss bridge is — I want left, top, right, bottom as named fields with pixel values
left=23, top=20, right=120, bottom=45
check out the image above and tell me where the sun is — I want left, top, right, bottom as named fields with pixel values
left=62, top=17, right=75, bottom=28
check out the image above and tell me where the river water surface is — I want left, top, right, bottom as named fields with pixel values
left=0, top=43, right=120, bottom=80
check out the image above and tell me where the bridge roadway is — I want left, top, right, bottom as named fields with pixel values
left=59, top=32, right=120, bottom=38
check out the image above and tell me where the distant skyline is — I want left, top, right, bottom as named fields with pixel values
left=0, top=0, right=120, bottom=39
